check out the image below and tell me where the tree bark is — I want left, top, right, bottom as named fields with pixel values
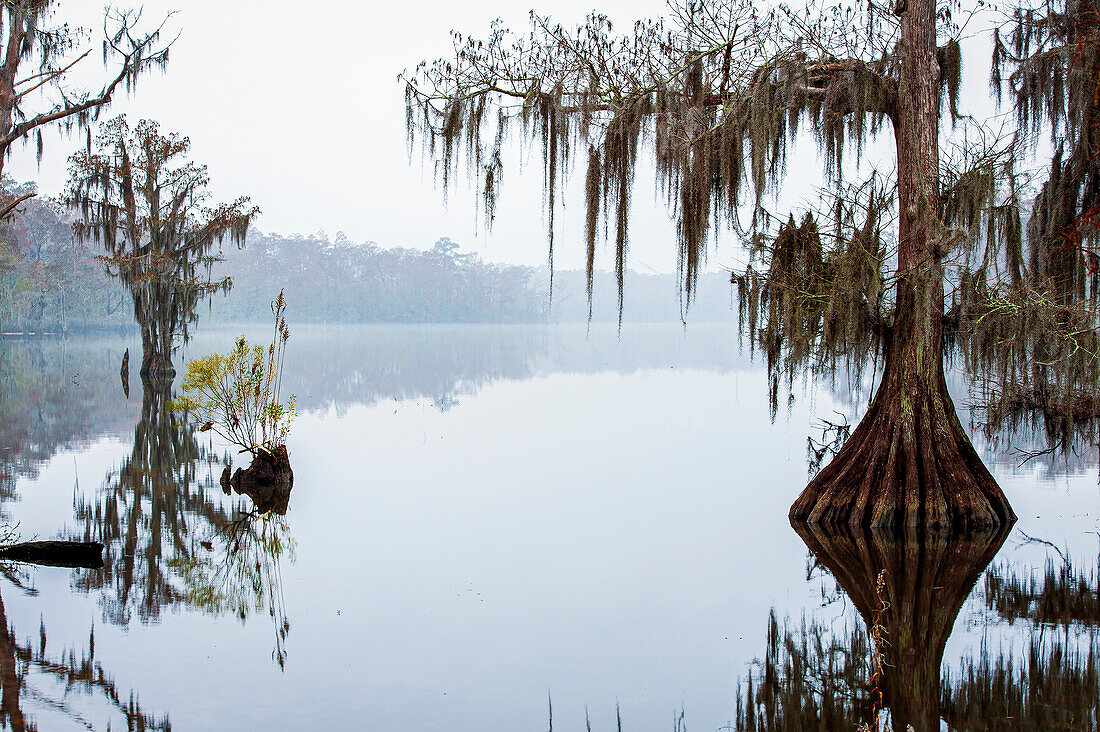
left=790, top=0, right=1017, bottom=528
left=135, top=293, right=176, bottom=380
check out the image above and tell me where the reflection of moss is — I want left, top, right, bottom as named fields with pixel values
left=983, top=555, right=1100, bottom=627
left=738, top=611, right=1100, bottom=732
left=0, top=585, right=168, bottom=730
left=735, top=611, right=874, bottom=730
left=72, top=381, right=232, bottom=625
left=941, top=634, right=1100, bottom=731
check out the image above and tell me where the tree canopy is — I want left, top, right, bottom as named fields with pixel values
left=0, top=1, right=173, bottom=218
left=65, top=116, right=258, bottom=377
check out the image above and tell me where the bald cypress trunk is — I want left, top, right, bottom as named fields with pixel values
left=134, top=288, right=176, bottom=380
left=790, top=0, right=1016, bottom=528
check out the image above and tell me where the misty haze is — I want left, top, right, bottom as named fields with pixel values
left=0, top=1, right=1098, bottom=730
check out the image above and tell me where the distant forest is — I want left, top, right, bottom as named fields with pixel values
left=0, top=183, right=735, bottom=331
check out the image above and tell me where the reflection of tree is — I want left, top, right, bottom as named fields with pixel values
left=983, top=552, right=1100, bottom=627
left=0, top=338, right=135, bottom=496
left=174, top=512, right=294, bottom=669
left=1, top=325, right=755, bottom=495
left=71, top=377, right=296, bottom=667
left=949, top=543, right=1100, bottom=725
left=940, top=632, right=1100, bottom=730
left=0, top=581, right=168, bottom=730
left=737, top=525, right=1008, bottom=731
left=274, top=324, right=747, bottom=415
left=73, top=379, right=232, bottom=624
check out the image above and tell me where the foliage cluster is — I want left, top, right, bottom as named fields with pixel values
left=65, top=116, right=258, bottom=372
left=0, top=1, right=173, bottom=181
left=172, top=292, right=296, bottom=455
left=403, top=0, right=955, bottom=312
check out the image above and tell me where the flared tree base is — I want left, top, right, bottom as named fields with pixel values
left=790, top=374, right=1016, bottom=529
left=139, top=351, right=176, bottom=389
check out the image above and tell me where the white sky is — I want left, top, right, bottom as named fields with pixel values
left=8, top=1, right=1011, bottom=273
left=8, top=0, right=690, bottom=272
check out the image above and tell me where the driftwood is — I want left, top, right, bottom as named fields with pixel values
left=0, top=541, right=104, bottom=568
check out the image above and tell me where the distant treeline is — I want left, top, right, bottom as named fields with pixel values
left=206, top=231, right=736, bottom=324
left=0, top=180, right=735, bottom=329
left=205, top=232, right=547, bottom=323
left=0, top=184, right=132, bottom=333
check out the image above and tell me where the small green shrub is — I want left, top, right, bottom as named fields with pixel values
left=172, top=291, right=296, bottom=454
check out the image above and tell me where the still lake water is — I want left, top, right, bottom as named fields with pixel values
left=0, top=324, right=1097, bottom=730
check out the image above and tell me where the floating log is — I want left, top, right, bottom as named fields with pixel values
left=0, top=541, right=104, bottom=568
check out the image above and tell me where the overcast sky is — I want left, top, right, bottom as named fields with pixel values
left=8, top=0, right=706, bottom=272
left=8, top=1, right=1009, bottom=273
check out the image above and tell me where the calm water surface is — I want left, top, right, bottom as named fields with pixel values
left=0, top=324, right=1096, bottom=730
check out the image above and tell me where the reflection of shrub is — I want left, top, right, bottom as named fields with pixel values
left=172, top=513, right=294, bottom=668
left=172, top=291, right=296, bottom=454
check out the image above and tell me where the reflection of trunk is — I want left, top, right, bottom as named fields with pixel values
left=120, top=348, right=130, bottom=399
left=0, top=589, right=26, bottom=732
left=0, top=586, right=170, bottom=728
left=790, top=0, right=1015, bottom=528
left=78, top=376, right=232, bottom=625
left=793, top=522, right=1009, bottom=731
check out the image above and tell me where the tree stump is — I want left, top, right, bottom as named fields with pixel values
left=220, top=445, right=294, bottom=515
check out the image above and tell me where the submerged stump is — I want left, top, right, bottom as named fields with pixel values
left=220, top=445, right=293, bottom=515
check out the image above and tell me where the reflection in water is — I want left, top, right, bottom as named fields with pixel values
left=73, top=377, right=296, bottom=669
left=939, top=633, right=1100, bottom=730
left=738, top=526, right=1100, bottom=730
left=983, top=550, right=1100, bottom=627
left=0, top=580, right=169, bottom=730
left=2, top=327, right=1099, bottom=727
left=176, top=513, right=294, bottom=668
left=738, top=525, right=1006, bottom=731
left=0, top=326, right=749, bottom=485
left=0, top=337, right=135, bottom=505
left=939, top=544, right=1100, bottom=728
left=73, top=380, right=232, bottom=624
